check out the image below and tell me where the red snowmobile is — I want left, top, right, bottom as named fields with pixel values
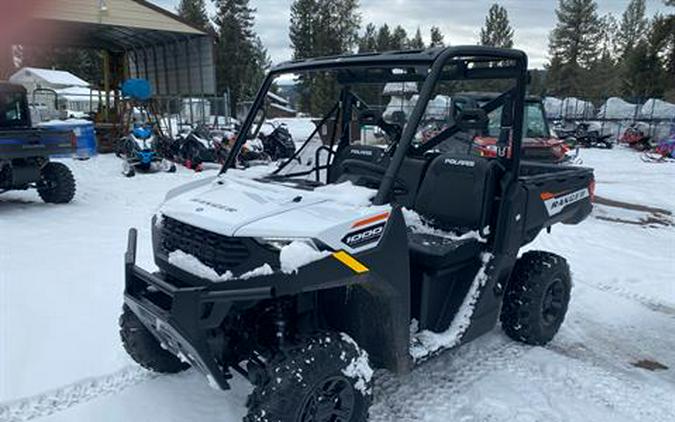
left=620, top=123, right=652, bottom=151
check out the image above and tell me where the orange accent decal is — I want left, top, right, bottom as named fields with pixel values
left=351, top=212, right=390, bottom=228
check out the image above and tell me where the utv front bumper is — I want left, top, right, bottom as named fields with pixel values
left=123, top=228, right=378, bottom=390
left=124, top=228, right=273, bottom=390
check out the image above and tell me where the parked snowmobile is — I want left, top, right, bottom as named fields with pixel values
left=117, top=124, right=176, bottom=177
left=563, top=122, right=613, bottom=149
left=259, top=122, right=296, bottom=161
left=119, top=47, right=594, bottom=422
left=117, top=79, right=177, bottom=177
left=621, top=123, right=652, bottom=151
left=642, top=130, right=675, bottom=162
left=175, top=124, right=218, bottom=170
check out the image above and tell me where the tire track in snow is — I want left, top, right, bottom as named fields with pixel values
left=579, top=280, right=675, bottom=318
left=371, top=335, right=525, bottom=421
left=521, top=345, right=675, bottom=422
left=0, top=366, right=155, bottom=422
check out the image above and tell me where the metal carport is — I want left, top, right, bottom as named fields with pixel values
left=18, top=0, right=216, bottom=96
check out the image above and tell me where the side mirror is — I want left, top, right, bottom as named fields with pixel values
left=456, top=108, right=488, bottom=131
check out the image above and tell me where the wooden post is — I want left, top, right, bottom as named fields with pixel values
left=103, top=50, right=110, bottom=121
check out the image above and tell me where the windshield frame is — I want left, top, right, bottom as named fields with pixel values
left=220, top=46, right=529, bottom=206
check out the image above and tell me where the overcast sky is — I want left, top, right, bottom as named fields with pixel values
left=150, top=0, right=670, bottom=69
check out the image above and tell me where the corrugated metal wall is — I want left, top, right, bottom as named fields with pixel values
left=128, top=36, right=216, bottom=96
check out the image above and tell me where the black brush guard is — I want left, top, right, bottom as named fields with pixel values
left=123, top=209, right=413, bottom=389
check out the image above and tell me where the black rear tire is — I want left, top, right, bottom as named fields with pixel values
left=245, top=332, right=373, bottom=422
left=37, top=162, right=76, bottom=204
left=119, top=305, right=189, bottom=373
left=500, top=251, right=571, bottom=346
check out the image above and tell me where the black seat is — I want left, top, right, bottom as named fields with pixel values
left=329, top=145, right=389, bottom=183
left=408, top=154, right=496, bottom=269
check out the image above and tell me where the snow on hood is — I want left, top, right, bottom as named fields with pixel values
left=159, top=176, right=382, bottom=242
left=279, top=241, right=330, bottom=274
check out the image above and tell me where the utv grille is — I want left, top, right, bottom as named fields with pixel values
left=161, top=217, right=251, bottom=274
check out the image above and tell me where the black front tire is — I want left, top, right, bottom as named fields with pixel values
left=245, top=332, right=373, bottom=422
left=500, top=251, right=572, bottom=346
left=119, top=305, right=189, bottom=373
left=37, top=162, right=76, bottom=204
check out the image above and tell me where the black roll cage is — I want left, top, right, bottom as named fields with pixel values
left=220, top=46, right=528, bottom=206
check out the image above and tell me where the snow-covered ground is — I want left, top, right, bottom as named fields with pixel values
left=1, top=147, right=674, bottom=421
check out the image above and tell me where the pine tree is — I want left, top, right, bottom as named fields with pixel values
left=289, top=0, right=361, bottom=114
left=176, top=0, right=211, bottom=31
left=376, top=24, right=393, bottom=50
left=616, top=0, right=648, bottom=57
left=599, top=13, right=619, bottom=58
left=653, top=4, right=674, bottom=99
left=358, top=23, right=378, bottom=52
left=214, top=0, right=267, bottom=112
left=390, top=25, right=408, bottom=50
left=479, top=4, right=514, bottom=48
left=430, top=26, right=445, bottom=47
left=289, top=0, right=316, bottom=59
left=549, top=0, right=602, bottom=68
left=547, top=0, right=603, bottom=96
left=409, top=27, right=425, bottom=49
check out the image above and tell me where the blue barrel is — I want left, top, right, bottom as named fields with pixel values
left=38, top=119, right=97, bottom=159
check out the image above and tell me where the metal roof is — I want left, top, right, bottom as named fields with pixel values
left=20, top=0, right=210, bottom=52
left=9, top=67, right=90, bottom=87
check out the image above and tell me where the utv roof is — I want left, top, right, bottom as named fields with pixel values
left=271, top=46, right=527, bottom=74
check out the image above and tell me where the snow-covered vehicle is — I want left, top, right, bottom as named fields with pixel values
left=0, top=82, right=76, bottom=203
left=120, top=47, right=595, bottom=421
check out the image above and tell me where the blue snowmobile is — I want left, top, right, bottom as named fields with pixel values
left=116, top=79, right=177, bottom=177
left=118, top=123, right=176, bottom=177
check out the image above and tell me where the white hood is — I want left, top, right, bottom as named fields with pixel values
left=159, top=176, right=390, bottom=251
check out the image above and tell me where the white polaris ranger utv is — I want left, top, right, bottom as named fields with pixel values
left=120, top=46, right=594, bottom=422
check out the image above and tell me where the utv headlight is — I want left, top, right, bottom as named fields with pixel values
left=255, top=237, right=323, bottom=251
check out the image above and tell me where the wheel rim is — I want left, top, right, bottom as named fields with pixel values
left=299, top=375, right=356, bottom=422
left=542, top=278, right=565, bottom=326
